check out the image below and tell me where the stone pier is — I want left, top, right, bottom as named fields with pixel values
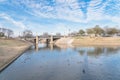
left=36, top=34, right=38, bottom=44
left=50, top=35, right=53, bottom=44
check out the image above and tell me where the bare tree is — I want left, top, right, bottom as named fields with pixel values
left=0, top=27, right=14, bottom=38
left=86, top=28, right=95, bottom=34
left=0, top=28, right=2, bottom=32
left=23, top=30, right=33, bottom=39
left=105, top=27, right=118, bottom=36
left=69, top=31, right=78, bottom=37
left=56, top=33, right=61, bottom=37
left=7, top=29, right=14, bottom=38
left=43, top=32, right=49, bottom=37
left=2, top=28, right=7, bottom=35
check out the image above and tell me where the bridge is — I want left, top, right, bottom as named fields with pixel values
left=34, top=44, right=62, bottom=51
left=34, top=35, right=63, bottom=44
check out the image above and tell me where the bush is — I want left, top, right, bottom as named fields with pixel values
left=0, top=32, right=4, bottom=37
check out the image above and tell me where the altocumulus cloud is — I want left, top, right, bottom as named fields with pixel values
left=8, top=0, right=120, bottom=23
left=0, top=0, right=120, bottom=35
left=0, top=13, right=27, bottom=29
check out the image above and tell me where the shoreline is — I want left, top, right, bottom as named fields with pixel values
left=55, top=37, right=120, bottom=46
left=72, top=44, right=120, bottom=47
left=0, top=39, right=32, bottom=72
left=72, top=37, right=120, bottom=46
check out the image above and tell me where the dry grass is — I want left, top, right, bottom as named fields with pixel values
left=0, top=39, right=28, bottom=47
left=0, top=39, right=31, bottom=70
left=72, top=37, right=120, bottom=46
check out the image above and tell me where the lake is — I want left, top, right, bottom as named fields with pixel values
left=0, top=44, right=120, bottom=80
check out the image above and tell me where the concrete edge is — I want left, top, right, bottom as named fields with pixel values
left=0, top=44, right=32, bottom=72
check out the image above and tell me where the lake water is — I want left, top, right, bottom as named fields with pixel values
left=0, top=44, right=120, bottom=80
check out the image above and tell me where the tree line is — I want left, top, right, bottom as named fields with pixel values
left=21, top=30, right=62, bottom=39
left=22, top=25, right=120, bottom=39
left=78, top=25, right=120, bottom=37
left=0, top=27, right=14, bottom=38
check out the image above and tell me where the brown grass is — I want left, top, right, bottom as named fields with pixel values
left=0, top=39, right=31, bottom=71
left=72, top=37, right=120, bottom=46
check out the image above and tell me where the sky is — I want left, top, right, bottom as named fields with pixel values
left=0, top=0, right=120, bottom=36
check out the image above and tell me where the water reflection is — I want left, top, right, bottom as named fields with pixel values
left=33, top=43, right=62, bottom=51
left=35, top=44, right=38, bottom=51
left=33, top=44, right=120, bottom=58
left=1, top=44, right=120, bottom=80
left=75, top=47, right=120, bottom=57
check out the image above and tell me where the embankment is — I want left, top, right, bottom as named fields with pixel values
left=72, top=37, right=120, bottom=46
left=0, top=39, right=32, bottom=71
left=55, top=37, right=120, bottom=46
left=55, top=37, right=73, bottom=45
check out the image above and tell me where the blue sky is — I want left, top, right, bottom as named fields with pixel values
left=0, top=0, right=120, bottom=36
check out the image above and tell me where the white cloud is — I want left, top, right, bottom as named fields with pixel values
left=0, top=0, right=6, bottom=2
left=4, top=0, right=120, bottom=24
left=83, top=0, right=120, bottom=25
left=86, top=0, right=106, bottom=21
left=0, top=24, right=4, bottom=28
left=105, top=16, right=120, bottom=24
left=0, top=13, right=27, bottom=29
left=1, top=0, right=120, bottom=36
left=10, top=0, right=85, bottom=22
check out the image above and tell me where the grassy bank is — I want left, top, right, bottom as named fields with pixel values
left=72, top=37, right=120, bottom=46
left=0, top=39, right=32, bottom=71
